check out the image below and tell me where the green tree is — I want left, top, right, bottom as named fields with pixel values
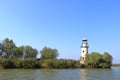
left=102, top=52, right=112, bottom=67
left=2, top=38, right=16, bottom=57
left=40, top=46, right=59, bottom=59
left=85, top=52, right=112, bottom=68
left=14, top=46, right=38, bottom=58
left=25, top=46, right=38, bottom=58
left=14, top=46, right=24, bottom=58
left=90, top=52, right=102, bottom=67
left=102, top=52, right=112, bottom=63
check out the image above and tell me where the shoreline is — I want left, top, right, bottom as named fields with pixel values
left=0, top=58, right=112, bottom=69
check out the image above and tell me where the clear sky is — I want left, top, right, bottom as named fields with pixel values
left=0, top=0, right=120, bottom=63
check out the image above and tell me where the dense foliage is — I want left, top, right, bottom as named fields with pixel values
left=0, top=58, right=81, bottom=69
left=40, top=47, right=59, bottom=59
left=0, top=38, right=16, bottom=58
left=0, top=38, right=38, bottom=58
left=0, top=38, right=59, bottom=59
left=85, top=52, right=112, bottom=68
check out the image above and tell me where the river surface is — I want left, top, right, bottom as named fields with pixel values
left=0, top=67, right=120, bottom=80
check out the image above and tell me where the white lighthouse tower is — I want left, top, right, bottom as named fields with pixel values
left=80, top=38, right=89, bottom=64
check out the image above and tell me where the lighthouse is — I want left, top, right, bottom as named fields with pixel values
left=80, top=38, right=89, bottom=64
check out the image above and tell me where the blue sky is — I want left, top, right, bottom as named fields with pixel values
left=0, top=0, right=120, bottom=63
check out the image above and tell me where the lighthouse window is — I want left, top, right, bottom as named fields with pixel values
left=83, top=57, right=84, bottom=60
left=83, top=50, right=84, bottom=53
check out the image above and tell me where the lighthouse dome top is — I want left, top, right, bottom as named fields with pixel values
left=82, top=38, right=87, bottom=41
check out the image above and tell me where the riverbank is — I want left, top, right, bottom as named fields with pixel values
left=0, top=58, right=112, bottom=69
left=0, top=58, right=81, bottom=69
left=112, top=64, right=120, bottom=67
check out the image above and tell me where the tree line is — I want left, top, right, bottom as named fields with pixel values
left=0, top=58, right=81, bottom=69
left=0, top=38, right=58, bottom=59
left=84, top=52, right=113, bottom=68
left=0, top=38, right=113, bottom=69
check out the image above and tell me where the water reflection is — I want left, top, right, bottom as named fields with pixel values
left=80, top=68, right=115, bottom=80
left=80, top=69, right=87, bottom=80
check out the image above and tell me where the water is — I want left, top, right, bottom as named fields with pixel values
left=0, top=67, right=120, bottom=80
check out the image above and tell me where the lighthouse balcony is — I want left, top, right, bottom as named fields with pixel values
left=81, top=46, right=89, bottom=48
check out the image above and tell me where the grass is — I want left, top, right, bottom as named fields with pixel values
left=112, top=64, right=120, bottom=67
